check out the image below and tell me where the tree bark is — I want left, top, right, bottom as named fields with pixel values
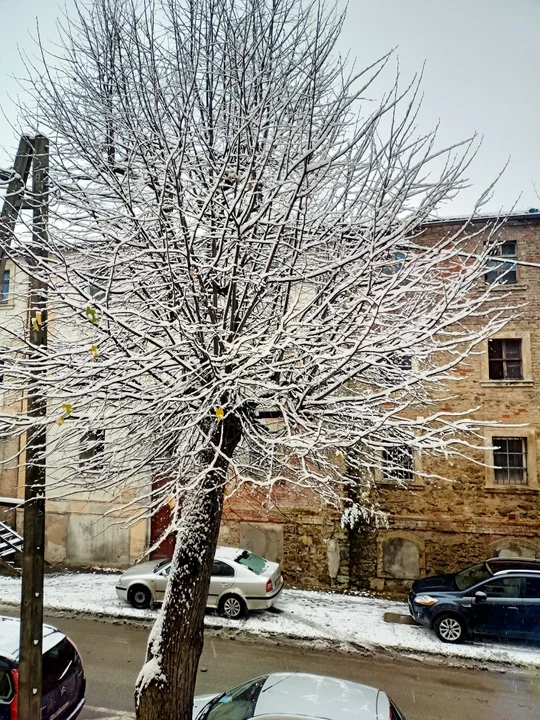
left=136, top=413, right=241, bottom=720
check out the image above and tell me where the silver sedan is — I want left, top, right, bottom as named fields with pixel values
left=192, top=672, right=407, bottom=720
left=115, top=546, right=283, bottom=619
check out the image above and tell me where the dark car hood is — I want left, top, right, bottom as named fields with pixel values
left=411, top=573, right=456, bottom=594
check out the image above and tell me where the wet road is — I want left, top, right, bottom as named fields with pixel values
left=6, top=611, right=540, bottom=719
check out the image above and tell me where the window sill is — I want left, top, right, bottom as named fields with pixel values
left=485, top=485, right=540, bottom=494
left=486, top=283, right=529, bottom=293
left=378, top=480, right=424, bottom=490
left=480, top=380, right=534, bottom=388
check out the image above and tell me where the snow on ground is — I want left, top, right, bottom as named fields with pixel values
left=0, top=572, right=538, bottom=669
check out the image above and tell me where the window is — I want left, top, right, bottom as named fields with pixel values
left=42, top=638, right=76, bottom=696
left=0, top=269, right=10, bottom=304
left=524, top=577, right=540, bottom=599
left=488, top=338, right=522, bottom=380
left=493, top=437, right=527, bottom=485
left=204, top=676, right=267, bottom=720
left=80, top=429, right=105, bottom=470
left=0, top=668, right=14, bottom=702
left=382, top=446, right=414, bottom=481
left=390, top=354, right=412, bottom=372
left=454, top=562, right=492, bottom=591
left=485, top=241, right=517, bottom=284
left=479, top=577, right=521, bottom=598
left=235, top=550, right=267, bottom=575
left=211, top=560, right=234, bottom=578
left=88, top=268, right=106, bottom=301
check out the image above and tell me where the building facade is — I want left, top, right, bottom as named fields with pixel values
left=349, top=212, right=540, bottom=594
left=2, top=212, right=540, bottom=586
left=219, top=213, right=540, bottom=593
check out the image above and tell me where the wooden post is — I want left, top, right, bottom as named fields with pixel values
left=17, top=135, right=49, bottom=720
left=0, top=136, right=34, bottom=273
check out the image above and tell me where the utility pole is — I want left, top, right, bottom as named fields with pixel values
left=16, top=135, right=49, bottom=720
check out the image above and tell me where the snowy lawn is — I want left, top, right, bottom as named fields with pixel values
left=0, top=571, right=539, bottom=669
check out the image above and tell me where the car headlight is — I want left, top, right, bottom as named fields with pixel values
left=414, top=595, right=439, bottom=606
left=117, top=576, right=125, bottom=587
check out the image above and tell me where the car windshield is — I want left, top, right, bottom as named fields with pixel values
left=153, top=559, right=171, bottom=573
left=203, top=676, right=268, bottom=720
left=235, top=551, right=267, bottom=575
left=454, top=562, right=492, bottom=591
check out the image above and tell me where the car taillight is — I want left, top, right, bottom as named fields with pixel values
left=10, top=669, right=18, bottom=720
left=266, top=579, right=273, bottom=593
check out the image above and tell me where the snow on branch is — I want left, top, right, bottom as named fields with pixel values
left=1, top=0, right=512, bottom=536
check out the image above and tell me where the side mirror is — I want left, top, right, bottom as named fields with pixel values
left=474, top=590, right=487, bottom=603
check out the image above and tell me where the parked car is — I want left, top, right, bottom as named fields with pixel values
left=408, top=557, right=540, bottom=643
left=192, top=672, right=406, bottom=720
left=0, top=615, right=86, bottom=720
left=116, top=546, right=283, bottom=618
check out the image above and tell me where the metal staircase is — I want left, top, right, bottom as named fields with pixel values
left=0, top=520, right=23, bottom=568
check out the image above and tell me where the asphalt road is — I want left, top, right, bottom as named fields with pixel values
left=5, top=611, right=540, bottom=720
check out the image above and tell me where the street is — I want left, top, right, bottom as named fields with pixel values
left=21, top=613, right=540, bottom=720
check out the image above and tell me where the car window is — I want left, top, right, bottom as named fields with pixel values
left=235, top=551, right=267, bottom=575
left=212, top=560, right=234, bottom=578
left=0, top=668, right=14, bottom=702
left=42, top=638, right=76, bottom=696
left=163, top=564, right=171, bottom=577
left=479, top=577, right=521, bottom=599
left=523, top=577, right=540, bottom=599
left=203, top=676, right=267, bottom=720
left=455, top=562, right=492, bottom=591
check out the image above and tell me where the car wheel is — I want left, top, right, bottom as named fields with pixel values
left=219, top=594, right=247, bottom=620
left=128, top=585, right=152, bottom=609
left=434, top=614, right=466, bottom=643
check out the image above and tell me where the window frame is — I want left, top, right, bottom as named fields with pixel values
left=381, top=445, right=415, bottom=483
left=485, top=240, right=518, bottom=285
left=484, top=427, right=539, bottom=491
left=480, top=330, right=532, bottom=386
left=79, top=429, right=106, bottom=471
left=488, top=338, right=523, bottom=380
left=492, top=436, right=528, bottom=486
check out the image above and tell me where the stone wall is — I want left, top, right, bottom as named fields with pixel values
left=220, top=483, right=349, bottom=588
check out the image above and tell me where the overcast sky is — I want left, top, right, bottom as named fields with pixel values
left=0, top=0, right=538, bottom=215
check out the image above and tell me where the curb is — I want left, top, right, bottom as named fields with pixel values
left=1, top=600, right=536, bottom=675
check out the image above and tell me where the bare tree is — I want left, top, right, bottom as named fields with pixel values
left=1, top=0, right=511, bottom=717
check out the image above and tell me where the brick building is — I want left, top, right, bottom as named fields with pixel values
left=222, top=212, right=540, bottom=593
left=350, top=212, right=540, bottom=594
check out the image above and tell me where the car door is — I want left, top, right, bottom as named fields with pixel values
left=468, top=576, right=524, bottom=638
left=520, top=576, right=540, bottom=640
left=208, top=560, right=235, bottom=607
left=154, top=563, right=171, bottom=602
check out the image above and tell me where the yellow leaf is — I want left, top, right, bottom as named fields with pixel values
left=90, top=344, right=99, bottom=358
left=215, top=407, right=225, bottom=422
left=56, top=416, right=65, bottom=427
left=61, top=403, right=72, bottom=416
left=86, top=306, right=98, bottom=325
left=32, top=319, right=40, bottom=331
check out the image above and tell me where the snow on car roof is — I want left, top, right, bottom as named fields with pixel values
left=215, top=546, right=243, bottom=560
left=255, top=673, right=380, bottom=720
left=0, top=615, right=64, bottom=661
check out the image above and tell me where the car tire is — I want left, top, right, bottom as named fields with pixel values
left=128, top=585, right=152, bottom=609
left=433, top=613, right=466, bottom=643
left=218, top=594, right=247, bottom=620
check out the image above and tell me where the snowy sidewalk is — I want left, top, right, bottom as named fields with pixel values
left=0, top=571, right=538, bottom=670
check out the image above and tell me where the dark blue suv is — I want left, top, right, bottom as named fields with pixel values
left=408, top=557, right=540, bottom=643
left=0, top=615, right=85, bottom=720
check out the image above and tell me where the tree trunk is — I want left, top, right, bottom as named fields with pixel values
left=136, top=414, right=241, bottom=720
